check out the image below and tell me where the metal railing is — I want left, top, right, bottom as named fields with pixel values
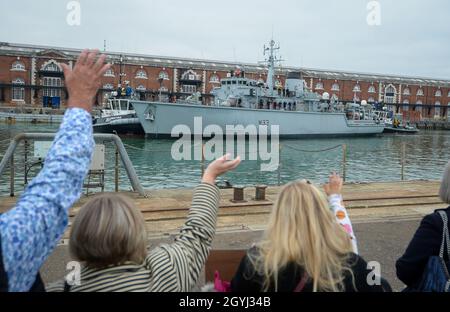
left=0, top=133, right=146, bottom=197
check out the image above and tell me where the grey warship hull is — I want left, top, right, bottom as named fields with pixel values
left=131, top=101, right=385, bottom=138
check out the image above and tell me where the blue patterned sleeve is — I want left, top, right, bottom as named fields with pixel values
left=0, top=108, right=94, bottom=292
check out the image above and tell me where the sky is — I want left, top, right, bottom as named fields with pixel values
left=1, top=0, right=449, bottom=79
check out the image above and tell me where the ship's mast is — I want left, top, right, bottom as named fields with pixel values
left=263, top=39, right=281, bottom=97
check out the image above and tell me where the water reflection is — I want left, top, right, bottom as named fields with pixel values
left=1, top=122, right=449, bottom=194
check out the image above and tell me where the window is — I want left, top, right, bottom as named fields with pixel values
left=11, top=61, right=25, bottom=71
left=181, top=70, right=200, bottom=81
left=368, top=85, right=376, bottom=93
left=435, top=90, right=442, bottom=97
left=11, top=78, right=25, bottom=101
left=209, top=74, right=220, bottom=83
left=182, top=85, right=197, bottom=94
left=448, top=91, right=450, bottom=97
left=315, top=82, right=324, bottom=90
left=403, top=87, right=410, bottom=96
left=43, top=62, right=61, bottom=72
left=384, top=85, right=396, bottom=104
left=331, top=83, right=340, bottom=91
left=159, top=71, right=169, bottom=80
left=136, top=85, right=146, bottom=91
left=435, top=101, right=441, bottom=116
left=159, top=86, right=168, bottom=92
left=135, top=69, right=148, bottom=79
left=353, top=84, right=361, bottom=92
left=43, top=77, right=61, bottom=97
left=416, top=100, right=423, bottom=113
left=403, top=99, right=409, bottom=111
left=417, top=88, right=424, bottom=96
left=368, top=97, right=375, bottom=103
left=104, top=68, right=115, bottom=77
left=103, top=84, right=114, bottom=90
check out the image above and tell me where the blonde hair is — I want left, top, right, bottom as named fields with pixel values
left=439, top=161, right=450, bottom=204
left=69, top=194, right=147, bottom=268
left=249, top=181, right=354, bottom=292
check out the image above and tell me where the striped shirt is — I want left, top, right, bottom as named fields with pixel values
left=47, top=183, right=220, bottom=292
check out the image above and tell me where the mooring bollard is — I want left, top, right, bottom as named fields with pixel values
left=255, top=185, right=268, bottom=201
left=232, top=186, right=246, bottom=203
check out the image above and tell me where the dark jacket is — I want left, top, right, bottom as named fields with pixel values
left=231, top=247, right=385, bottom=292
left=396, top=207, right=450, bottom=289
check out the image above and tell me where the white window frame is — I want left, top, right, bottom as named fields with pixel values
left=315, top=82, right=324, bottom=90
left=11, top=61, right=26, bottom=72
left=417, top=88, right=424, bottom=96
left=104, top=68, right=115, bottom=77
left=368, top=86, right=376, bottom=93
left=435, top=90, right=442, bottom=97
left=11, top=78, right=25, bottom=101
left=135, top=69, right=148, bottom=80
left=403, top=88, right=410, bottom=96
left=353, top=84, right=361, bottom=93
left=331, top=83, right=340, bottom=91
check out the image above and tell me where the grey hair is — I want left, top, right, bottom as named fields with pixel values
left=439, top=162, right=450, bottom=204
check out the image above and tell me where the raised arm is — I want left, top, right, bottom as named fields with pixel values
left=324, top=172, right=358, bottom=254
left=147, top=154, right=241, bottom=291
left=0, top=50, right=110, bottom=291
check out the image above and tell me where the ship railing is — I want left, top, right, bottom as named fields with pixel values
left=0, top=133, right=147, bottom=197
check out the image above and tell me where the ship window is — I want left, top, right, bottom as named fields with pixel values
left=129, top=103, right=134, bottom=110
left=232, top=80, right=237, bottom=85
left=120, top=100, right=128, bottom=110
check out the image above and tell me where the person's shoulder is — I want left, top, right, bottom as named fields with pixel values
left=424, top=207, right=450, bottom=227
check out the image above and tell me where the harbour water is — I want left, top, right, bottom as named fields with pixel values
left=1, top=122, right=449, bottom=195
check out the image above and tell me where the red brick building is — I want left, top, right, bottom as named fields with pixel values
left=1, top=42, right=449, bottom=120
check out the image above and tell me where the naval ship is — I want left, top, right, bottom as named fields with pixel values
left=131, top=40, right=385, bottom=138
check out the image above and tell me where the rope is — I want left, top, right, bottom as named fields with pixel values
left=121, top=142, right=204, bottom=153
left=283, top=144, right=343, bottom=153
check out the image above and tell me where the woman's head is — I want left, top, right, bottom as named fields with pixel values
left=251, top=180, right=354, bottom=292
left=69, top=194, right=147, bottom=268
left=439, top=162, right=450, bottom=204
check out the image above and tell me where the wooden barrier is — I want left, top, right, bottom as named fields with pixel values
left=205, top=250, right=247, bottom=283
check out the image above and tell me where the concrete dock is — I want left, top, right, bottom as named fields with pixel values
left=0, top=180, right=445, bottom=291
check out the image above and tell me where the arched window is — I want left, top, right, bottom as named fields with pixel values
left=181, top=69, right=200, bottom=81
left=331, top=83, right=340, bottom=91
left=43, top=62, right=61, bottom=72
left=315, top=81, right=324, bottom=90
left=103, top=84, right=114, bottom=90
left=384, top=85, right=396, bottom=104
left=353, top=84, right=361, bottom=92
left=136, top=85, right=146, bottom=91
left=11, top=61, right=25, bottom=71
left=417, top=88, right=424, bottom=96
left=159, top=71, right=169, bottom=80
left=403, top=87, right=410, bottom=96
left=209, top=74, right=220, bottom=83
left=135, top=69, right=148, bottom=79
left=159, top=86, right=168, bottom=92
left=435, top=101, right=441, bottom=116
left=435, top=90, right=442, bottom=97
left=416, top=100, right=423, bottom=113
left=11, top=78, right=25, bottom=101
left=368, top=85, right=376, bottom=93
left=402, top=99, right=410, bottom=111
left=368, top=97, right=375, bottom=103
left=104, top=68, right=115, bottom=77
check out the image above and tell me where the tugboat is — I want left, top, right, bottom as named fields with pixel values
left=131, top=40, right=385, bottom=138
left=93, top=96, right=144, bottom=135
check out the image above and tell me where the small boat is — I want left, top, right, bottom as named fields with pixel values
left=93, top=98, right=144, bottom=135
left=374, top=110, right=419, bottom=134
